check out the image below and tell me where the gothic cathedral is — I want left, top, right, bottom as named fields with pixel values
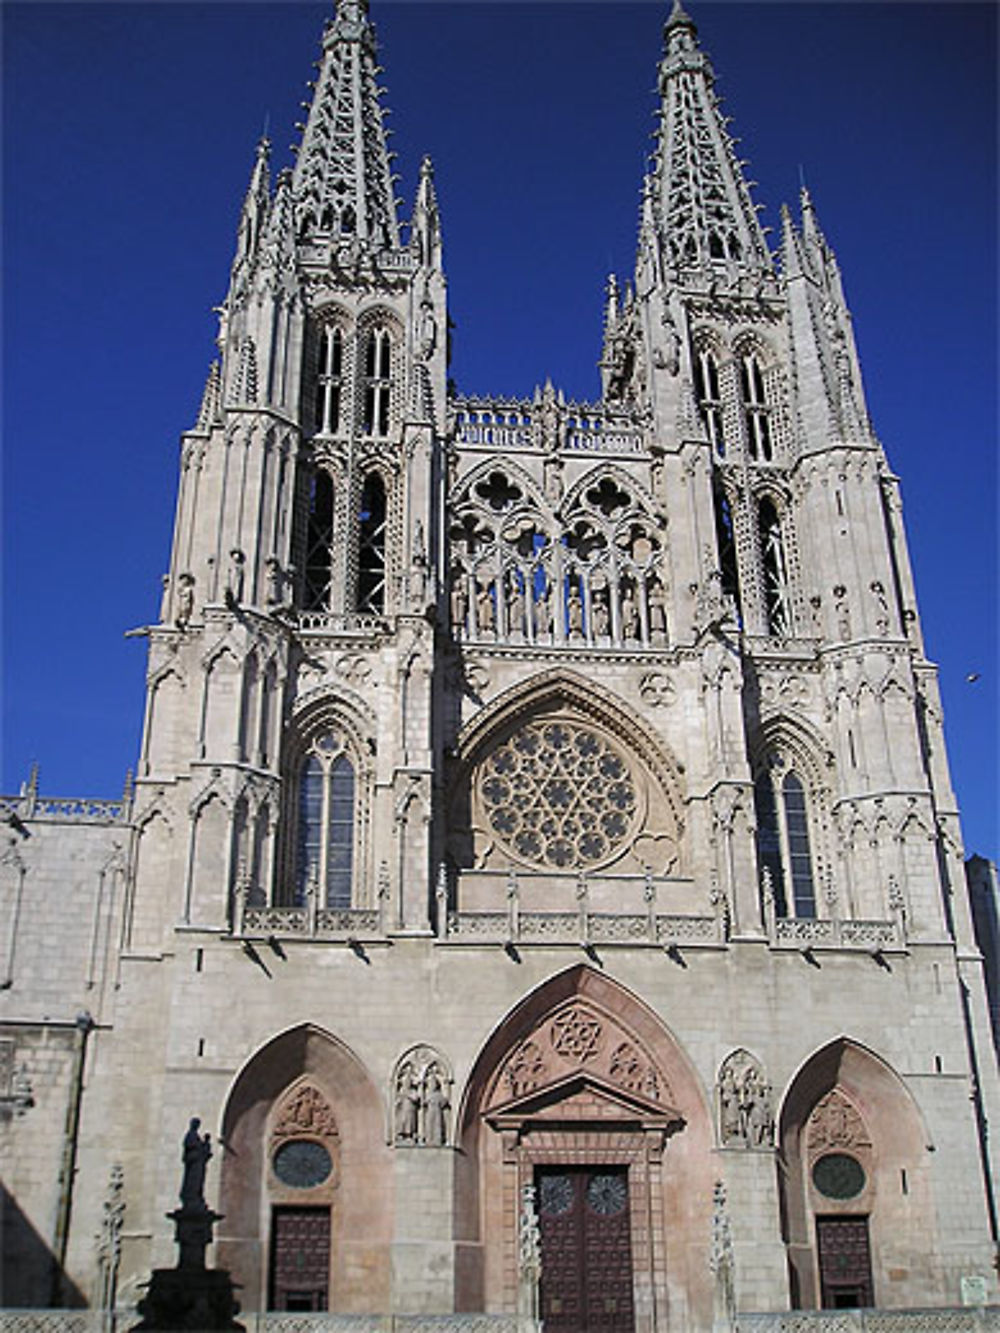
left=2, top=2, right=998, bottom=1329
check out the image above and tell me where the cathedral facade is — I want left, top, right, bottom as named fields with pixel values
left=2, top=2, right=998, bottom=1328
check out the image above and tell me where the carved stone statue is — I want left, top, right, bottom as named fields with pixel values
left=718, top=1051, right=773, bottom=1149
left=567, top=584, right=583, bottom=638
left=592, top=588, right=609, bottom=637
left=450, top=568, right=468, bottom=633
left=423, top=1068, right=450, bottom=1146
left=648, top=577, right=668, bottom=640
left=180, top=1117, right=212, bottom=1210
left=477, top=580, right=495, bottom=634
left=394, top=1067, right=420, bottom=1142
left=175, top=574, right=195, bottom=628
left=507, top=575, right=525, bottom=636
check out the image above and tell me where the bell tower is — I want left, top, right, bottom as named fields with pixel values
left=129, top=0, right=448, bottom=950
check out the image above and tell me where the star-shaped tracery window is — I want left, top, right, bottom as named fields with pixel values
left=477, top=720, right=638, bottom=869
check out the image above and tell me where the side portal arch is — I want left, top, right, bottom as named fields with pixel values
left=216, top=1023, right=391, bottom=1314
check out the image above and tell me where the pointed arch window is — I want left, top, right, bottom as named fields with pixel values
left=357, top=472, right=387, bottom=613
left=754, top=765, right=817, bottom=919
left=314, top=326, right=343, bottom=436
left=363, top=329, right=392, bottom=437
left=758, top=498, right=791, bottom=636
left=713, top=482, right=741, bottom=621
left=294, top=735, right=355, bottom=909
left=694, top=348, right=725, bottom=456
left=741, top=352, right=773, bottom=461
left=304, top=470, right=334, bottom=611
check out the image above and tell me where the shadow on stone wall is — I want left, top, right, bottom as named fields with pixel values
left=0, top=1183, right=86, bottom=1308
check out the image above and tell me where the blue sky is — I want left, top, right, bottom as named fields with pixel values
left=3, top=2, right=997, bottom=860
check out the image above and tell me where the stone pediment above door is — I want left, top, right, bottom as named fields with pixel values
left=482, top=997, right=684, bottom=1131
left=486, top=1069, right=684, bottom=1136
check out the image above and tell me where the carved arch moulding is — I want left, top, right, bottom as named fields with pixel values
left=458, top=967, right=712, bottom=1328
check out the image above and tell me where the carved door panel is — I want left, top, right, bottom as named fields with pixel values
left=269, top=1206, right=330, bottom=1311
left=537, top=1167, right=634, bottom=1332
left=816, top=1215, right=873, bottom=1309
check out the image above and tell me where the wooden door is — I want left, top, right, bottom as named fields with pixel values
left=537, top=1167, right=634, bottom=1332
left=269, top=1206, right=330, bottom=1311
left=816, top=1215, right=874, bottom=1309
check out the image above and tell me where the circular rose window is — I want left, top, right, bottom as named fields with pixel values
left=478, top=721, right=637, bottom=869
left=812, top=1152, right=866, bottom=1200
left=273, top=1140, right=333, bottom=1189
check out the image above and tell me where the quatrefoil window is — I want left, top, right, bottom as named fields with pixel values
left=477, top=720, right=638, bottom=869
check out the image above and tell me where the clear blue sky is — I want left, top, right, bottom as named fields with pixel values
left=3, top=2, right=997, bottom=861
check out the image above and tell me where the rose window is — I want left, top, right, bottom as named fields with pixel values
left=478, top=721, right=637, bottom=869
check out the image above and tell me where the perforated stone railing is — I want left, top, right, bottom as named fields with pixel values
left=240, top=905, right=383, bottom=939
left=771, top=916, right=903, bottom=952
left=0, top=1318, right=538, bottom=1333
left=444, top=910, right=724, bottom=948
left=452, top=396, right=643, bottom=455
left=295, top=611, right=388, bottom=635
left=736, top=1309, right=1000, bottom=1332
left=0, top=793, right=131, bottom=826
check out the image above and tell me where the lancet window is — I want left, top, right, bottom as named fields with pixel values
left=314, top=326, right=343, bottom=436
left=694, top=347, right=725, bottom=456
left=713, top=482, right=741, bottom=621
left=741, top=351, right=773, bottom=462
left=292, top=732, right=356, bottom=909
left=357, top=472, right=387, bottom=614
left=362, top=328, right=392, bottom=438
left=304, top=471, right=335, bottom=611
left=448, top=468, right=667, bottom=648
left=758, top=498, right=791, bottom=636
left=754, top=762, right=817, bottom=919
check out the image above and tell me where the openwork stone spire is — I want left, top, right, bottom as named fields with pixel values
left=650, top=1, right=771, bottom=277
left=291, top=0, right=399, bottom=251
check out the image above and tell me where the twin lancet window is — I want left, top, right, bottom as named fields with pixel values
left=694, top=347, right=773, bottom=462
left=754, top=765, right=817, bottom=919
left=312, top=325, right=393, bottom=440
left=293, top=733, right=355, bottom=909
left=302, top=471, right=388, bottom=616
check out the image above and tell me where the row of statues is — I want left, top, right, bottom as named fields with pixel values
left=450, top=566, right=669, bottom=645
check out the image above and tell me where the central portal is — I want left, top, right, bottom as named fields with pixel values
left=537, top=1166, right=635, bottom=1332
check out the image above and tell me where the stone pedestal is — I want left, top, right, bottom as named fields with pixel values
left=132, top=1206, right=243, bottom=1331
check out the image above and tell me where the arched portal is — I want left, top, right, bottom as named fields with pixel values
left=455, top=966, right=714, bottom=1332
left=777, top=1037, right=937, bottom=1311
left=215, top=1024, right=391, bottom=1314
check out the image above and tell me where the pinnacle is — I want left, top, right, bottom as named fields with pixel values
left=665, top=0, right=696, bottom=34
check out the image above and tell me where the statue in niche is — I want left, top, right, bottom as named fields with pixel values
left=718, top=1051, right=773, bottom=1149
left=226, top=548, right=245, bottom=607
left=450, top=568, right=468, bottom=634
left=621, top=583, right=638, bottom=640
left=534, top=579, right=551, bottom=636
left=507, top=575, right=525, bottom=636
left=567, top=583, right=584, bottom=639
left=477, top=580, right=495, bottom=634
left=175, top=573, right=195, bottom=628
left=180, top=1117, right=212, bottom=1210
left=418, top=298, right=437, bottom=361
left=592, top=586, right=610, bottom=638
left=394, top=1066, right=420, bottom=1142
left=648, top=577, right=668, bottom=641
left=718, top=1065, right=741, bottom=1142
left=423, top=1067, right=450, bottom=1146
left=393, top=1050, right=451, bottom=1146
